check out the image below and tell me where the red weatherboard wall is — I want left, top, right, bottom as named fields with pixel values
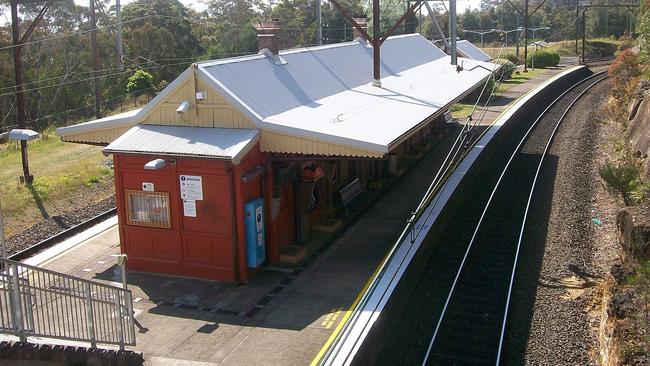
left=113, top=143, right=274, bottom=283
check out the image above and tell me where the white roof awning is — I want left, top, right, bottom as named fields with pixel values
left=104, top=125, right=260, bottom=165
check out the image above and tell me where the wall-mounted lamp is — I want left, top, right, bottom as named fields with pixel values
left=176, top=101, right=191, bottom=115
left=144, top=158, right=167, bottom=170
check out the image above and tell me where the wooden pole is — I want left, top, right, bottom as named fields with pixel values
left=10, top=1, right=32, bottom=184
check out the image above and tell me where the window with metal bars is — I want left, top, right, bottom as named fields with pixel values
left=125, top=190, right=171, bottom=228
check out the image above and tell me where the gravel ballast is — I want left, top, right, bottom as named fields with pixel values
left=5, top=194, right=116, bottom=256
left=504, top=75, right=620, bottom=365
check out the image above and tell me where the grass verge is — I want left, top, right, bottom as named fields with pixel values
left=0, top=129, right=114, bottom=237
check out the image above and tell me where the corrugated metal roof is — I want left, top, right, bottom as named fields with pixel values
left=260, top=56, right=494, bottom=152
left=456, top=40, right=492, bottom=62
left=198, top=34, right=496, bottom=153
left=104, top=125, right=260, bottom=165
left=56, top=108, right=142, bottom=137
left=199, top=34, right=447, bottom=119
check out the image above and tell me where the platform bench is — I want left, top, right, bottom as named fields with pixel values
left=340, top=178, right=369, bottom=218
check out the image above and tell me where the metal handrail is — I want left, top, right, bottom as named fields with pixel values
left=0, top=257, right=136, bottom=349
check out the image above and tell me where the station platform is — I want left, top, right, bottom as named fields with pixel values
left=21, top=66, right=566, bottom=366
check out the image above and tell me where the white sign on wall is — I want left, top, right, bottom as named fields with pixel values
left=183, top=200, right=197, bottom=217
left=179, top=175, right=203, bottom=201
left=142, top=182, right=155, bottom=192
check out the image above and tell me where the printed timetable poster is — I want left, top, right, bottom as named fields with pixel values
left=180, top=175, right=203, bottom=217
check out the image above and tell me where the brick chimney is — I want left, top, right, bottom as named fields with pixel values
left=255, top=21, right=281, bottom=56
left=353, top=18, right=368, bottom=41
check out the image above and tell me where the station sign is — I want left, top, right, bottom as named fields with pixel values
left=180, top=175, right=203, bottom=217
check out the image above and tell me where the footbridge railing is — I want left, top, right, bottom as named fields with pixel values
left=0, top=257, right=136, bottom=349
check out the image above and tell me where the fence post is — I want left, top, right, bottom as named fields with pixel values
left=113, top=288, right=125, bottom=350
left=9, top=263, right=26, bottom=342
left=84, top=282, right=97, bottom=348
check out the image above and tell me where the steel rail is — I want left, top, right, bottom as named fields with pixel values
left=495, top=74, right=609, bottom=364
left=421, top=70, right=608, bottom=365
left=8, top=208, right=117, bottom=261
left=318, top=59, right=510, bottom=366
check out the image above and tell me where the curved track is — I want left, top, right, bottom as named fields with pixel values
left=376, top=71, right=607, bottom=365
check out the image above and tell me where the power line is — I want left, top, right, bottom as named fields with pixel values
left=0, top=15, right=154, bottom=52
left=0, top=51, right=259, bottom=95
left=0, top=60, right=195, bottom=98
left=0, top=13, right=348, bottom=53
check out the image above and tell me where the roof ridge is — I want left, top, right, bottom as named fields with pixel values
left=197, top=33, right=423, bottom=67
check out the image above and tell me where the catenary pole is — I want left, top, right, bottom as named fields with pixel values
left=523, top=0, right=529, bottom=72
left=450, top=0, right=457, bottom=65
left=317, top=0, right=322, bottom=45
left=90, top=0, right=102, bottom=119
left=373, top=0, right=381, bottom=86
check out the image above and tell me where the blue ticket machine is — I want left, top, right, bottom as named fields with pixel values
left=245, top=198, right=266, bottom=268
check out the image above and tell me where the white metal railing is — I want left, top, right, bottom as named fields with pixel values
left=0, top=257, right=136, bottom=349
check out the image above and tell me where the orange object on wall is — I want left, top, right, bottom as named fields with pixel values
left=113, top=143, right=276, bottom=282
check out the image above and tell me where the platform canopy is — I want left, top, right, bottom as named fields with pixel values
left=104, top=125, right=260, bottom=165
left=57, top=36, right=496, bottom=158
left=456, top=40, right=492, bottom=62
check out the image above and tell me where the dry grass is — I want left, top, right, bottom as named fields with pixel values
left=0, top=130, right=114, bottom=237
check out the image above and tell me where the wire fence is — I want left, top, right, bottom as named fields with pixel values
left=0, top=257, right=136, bottom=349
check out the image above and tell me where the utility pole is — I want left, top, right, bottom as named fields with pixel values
left=317, top=0, right=322, bottom=45
left=523, top=0, right=529, bottom=72
left=10, top=0, right=51, bottom=185
left=90, top=0, right=102, bottom=119
left=450, top=0, right=457, bottom=65
left=116, top=0, right=124, bottom=70
left=11, top=1, right=29, bottom=184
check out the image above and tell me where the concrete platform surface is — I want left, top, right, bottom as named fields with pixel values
left=24, top=66, right=568, bottom=366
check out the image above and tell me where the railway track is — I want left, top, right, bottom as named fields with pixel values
left=376, top=70, right=607, bottom=365
left=8, top=208, right=116, bottom=261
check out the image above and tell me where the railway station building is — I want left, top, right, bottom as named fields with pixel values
left=56, top=30, right=494, bottom=283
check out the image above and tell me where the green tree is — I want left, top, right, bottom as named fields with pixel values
left=203, top=0, right=261, bottom=57
left=121, top=0, right=203, bottom=83
left=126, top=69, right=155, bottom=98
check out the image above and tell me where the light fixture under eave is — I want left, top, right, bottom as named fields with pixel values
left=144, top=158, right=166, bottom=170
left=8, top=128, right=39, bottom=141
